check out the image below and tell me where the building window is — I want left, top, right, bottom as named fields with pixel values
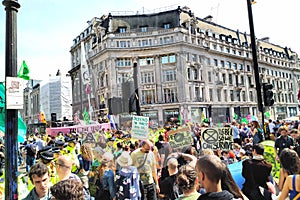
left=236, top=91, right=240, bottom=101
left=214, top=59, right=218, bottom=66
left=194, top=68, right=198, bottom=80
left=163, top=23, right=171, bottom=29
left=220, top=60, right=225, bottom=68
left=163, top=88, right=177, bottom=103
left=117, top=73, right=132, bottom=84
left=239, top=64, right=244, bottom=70
left=233, top=63, right=237, bottom=70
left=118, top=27, right=126, bottom=33
left=161, top=54, right=176, bottom=64
left=229, top=74, right=233, bottom=84
left=117, top=40, right=130, bottom=48
left=139, top=57, right=154, bottom=66
left=222, top=74, right=226, bottom=84
left=249, top=91, right=253, bottom=101
left=217, top=89, right=221, bottom=102
left=226, top=48, right=230, bottom=53
left=117, top=58, right=131, bottom=67
left=240, top=75, right=244, bottom=85
left=208, top=71, right=212, bottom=82
left=242, top=91, right=246, bottom=101
left=187, top=68, right=191, bottom=80
left=209, top=89, right=213, bottom=101
left=140, top=26, right=148, bottom=32
left=163, top=70, right=176, bottom=82
left=226, top=61, right=231, bottom=69
left=142, top=90, right=155, bottom=104
left=224, top=90, right=227, bottom=102
left=230, top=90, right=234, bottom=101
left=141, top=72, right=154, bottom=83
left=205, top=57, right=211, bottom=66
left=246, top=65, right=251, bottom=72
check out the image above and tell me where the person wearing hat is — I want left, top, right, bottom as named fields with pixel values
left=115, top=151, right=141, bottom=200
left=38, top=146, right=56, bottom=185
left=63, top=138, right=80, bottom=174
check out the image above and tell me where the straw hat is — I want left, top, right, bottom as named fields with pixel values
left=116, top=151, right=133, bottom=168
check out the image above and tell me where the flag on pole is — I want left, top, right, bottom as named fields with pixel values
left=18, top=60, right=30, bottom=80
left=234, top=113, right=238, bottom=120
left=108, top=114, right=116, bottom=130
left=264, top=111, right=271, bottom=119
left=82, top=108, right=90, bottom=125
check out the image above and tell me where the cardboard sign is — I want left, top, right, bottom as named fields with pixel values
left=167, top=127, right=193, bottom=150
left=201, top=127, right=233, bottom=150
left=131, top=116, right=149, bottom=140
left=261, top=140, right=280, bottom=179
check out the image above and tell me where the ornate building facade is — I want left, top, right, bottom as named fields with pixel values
left=69, top=6, right=300, bottom=127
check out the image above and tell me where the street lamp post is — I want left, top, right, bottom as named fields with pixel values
left=246, top=0, right=265, bottom=130
left=2, top=0, right=20, bottom=199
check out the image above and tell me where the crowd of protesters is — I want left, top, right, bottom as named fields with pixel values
left=0, top=117, right=299, bottom=200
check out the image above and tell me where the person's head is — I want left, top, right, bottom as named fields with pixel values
left=55, top=155, right=73, bottom=180
left=290, top=129, right=299, bottom=140
left=251, top=120, right=260, bottom=128
left=221, top=165, right=243, bottom=199
left=279, top=148, right=300, bottom=175
left=80, top=143, right=93, bottom=161
left=140, top=140, right=153, bottom=153
left=177, top=165, right=198, bottom=194
left=28, top=162, right=50, bottom=198
left=196, top=155, right=225, bottom=192
left=50, top=178, right=84, bottom=200
left=252, top=143, right=264, bottom=156
left=167, top=157, right=178, bottom=174
left=116, top=151, right=133, bottom=168
left=278, top=126, right=288, bottom=137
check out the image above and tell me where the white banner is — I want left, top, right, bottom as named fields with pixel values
left=80, top=42, right=90, bottom=86
left=131, top=115, right=149, bottom=140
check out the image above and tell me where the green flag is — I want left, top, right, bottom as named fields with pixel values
left=18, top=60, right=30, bottom=80
left=234, top=113, right=238, bottom=120
left=82, top=108, right=90, bottom=125
left=264, top=111, right=271, bottom=119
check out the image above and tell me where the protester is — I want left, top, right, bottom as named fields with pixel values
left=95, top=152, right=116, bottom=200
left=159, top=157, right=181, bottom=200
left=23, top=162, right=52, bottom=200
left=278, top=148, right=300, bottom=191
left=77, top=143, right=93, bottom=189
left=131, top=140, right=160, bottom=200
left=176, top=164, right=200, bottom=200
left=241, top=144, right=273, bottom=200
left=115, top=151, right=141, bottom=200
left=277, top=174, right=300, bottom=200
left=274, top=126, right=294, bottom=160
left=196, top=155, right=236, bottom=200
left=250, top=120, right=264, bottom=144
left=51, top=178, right=84, bottom=200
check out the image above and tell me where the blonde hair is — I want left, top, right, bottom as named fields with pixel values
left=80, top=144, right=93, bottom=161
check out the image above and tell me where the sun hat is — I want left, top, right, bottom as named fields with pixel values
left=101, top=152, right=114, bottom=164
left=116, top=151, right=133, bottom=168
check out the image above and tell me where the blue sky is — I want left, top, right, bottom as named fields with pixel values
left=0, top=0, right=299, bottom=82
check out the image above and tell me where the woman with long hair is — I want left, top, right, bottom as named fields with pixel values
left=78, top=143, right=93, bottom=189
left=95, top=152, right=116, bottom=200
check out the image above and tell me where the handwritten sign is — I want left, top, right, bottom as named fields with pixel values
left=202, top=127, right=233, bottom=150
left=167, top=127, right=193, bottom=150
left=131, top=116, right=149, bottom=140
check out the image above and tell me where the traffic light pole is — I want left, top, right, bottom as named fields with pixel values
left=133, top=62, right=141, bottom=116
left=246, top=0, right=265, bottom=132
left=2, top=0, right=20, bottom=199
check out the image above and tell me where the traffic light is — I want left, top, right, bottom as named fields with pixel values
left=263, top=83, right=274, bottom=106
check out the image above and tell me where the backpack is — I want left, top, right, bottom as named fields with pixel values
left=28, top=144, right=37, bottom=155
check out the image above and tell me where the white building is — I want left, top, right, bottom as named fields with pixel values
left=40, top=75, right=73, bottom=121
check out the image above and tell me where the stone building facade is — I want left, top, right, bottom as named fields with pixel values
left=69, top=6, right=300, bottom=127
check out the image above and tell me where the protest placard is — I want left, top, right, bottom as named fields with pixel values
left=201, top=127, right=233, bottom=150
left=131, top=116, right=149, bottom=140
left=167, top=127, right=193, bottom=150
